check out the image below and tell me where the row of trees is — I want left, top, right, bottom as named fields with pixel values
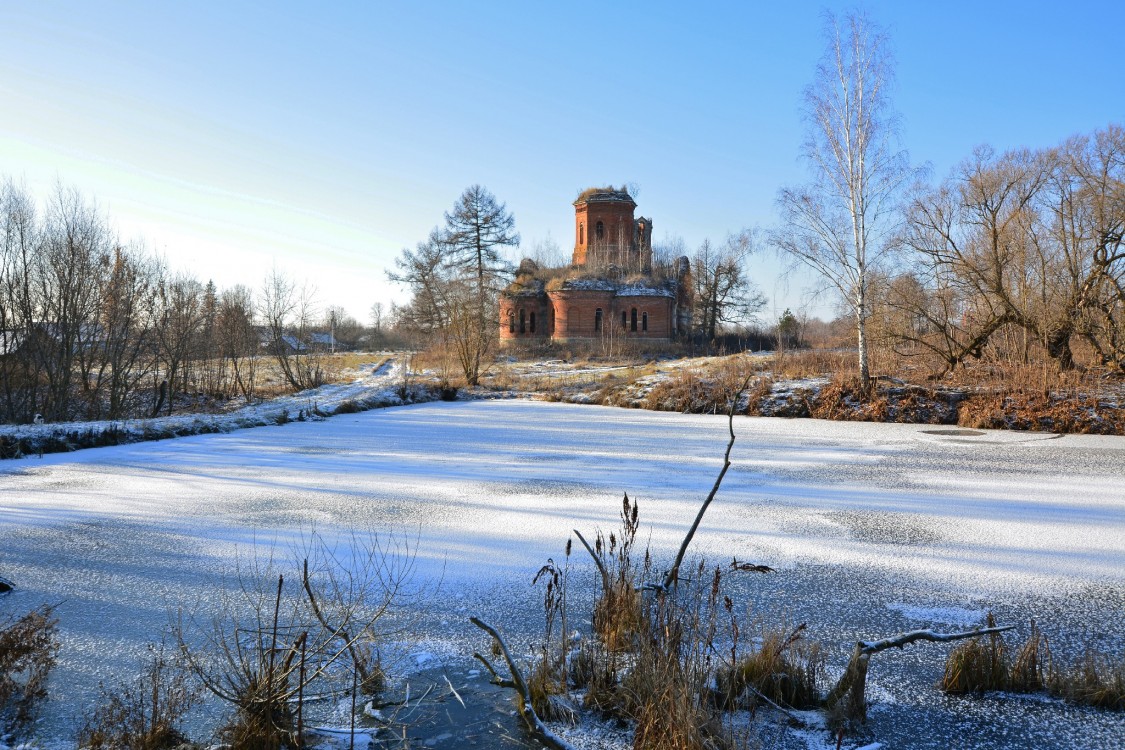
left=0, top=180, right=365, bottom=424
left=774, top=11, right=1124, bottom=386
left=887, top=129, right=1125, bottom=377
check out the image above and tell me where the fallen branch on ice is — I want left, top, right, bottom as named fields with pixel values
left=826, top=624, right=1016, bottom=722
left=469, top=616, right=579, bottom=750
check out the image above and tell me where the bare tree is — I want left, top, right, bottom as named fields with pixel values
left=387, top=230, right=453, bottom=335
left=154, top=273, right=206, bottom=415
left=369, top=301, right=385, bottom=338
left=692, top=231, right=767, bottom=342
left=261, top=269, right=324, bottom=392
left=772, top=11, right=912, bottom=389
left=0, top=180, right=39, bottom=421
left=91, top=245, right=160, bottom=419
left=898, top=128, right=1125, bottom=376
left=389, top=186, right=518, bottom=386
left=217, top=285, right=259, bottom=403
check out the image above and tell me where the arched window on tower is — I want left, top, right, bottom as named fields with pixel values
left=630, top=307, right=638, bottom=332
left=519, top=309, right=526, bottom=334
left=595, top=221, right=604, bottom=240
left=594, top=308, right=603, bottom=333
left=508, top=311, right=515, bottom=333
left=621, top=311, right=627, bottom=328
left=642, top=311, right=648, bottom=332
left=579, top=223, right=584, bottom=245
left=529, top=312, right=536, bottom=333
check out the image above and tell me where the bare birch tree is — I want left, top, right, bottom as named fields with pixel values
left=772, top=11, right=912, bottom=389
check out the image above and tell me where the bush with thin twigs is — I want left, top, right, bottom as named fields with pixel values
left=78, top=642, right=201, bottom=750
left=0, top=604, right=59, bottom=737
left=176, top=533, right=419, bottom=749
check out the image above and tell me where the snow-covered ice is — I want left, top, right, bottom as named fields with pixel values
left=1, top=400, right=1123, bottom=748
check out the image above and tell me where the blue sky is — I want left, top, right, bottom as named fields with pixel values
left=1, top=2, right=1122, bottom=323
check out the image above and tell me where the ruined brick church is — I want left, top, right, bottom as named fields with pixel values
left=500, top=187, right=691, bottom=343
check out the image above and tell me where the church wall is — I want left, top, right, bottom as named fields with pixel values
left=499, top=294, right=552, bottom=341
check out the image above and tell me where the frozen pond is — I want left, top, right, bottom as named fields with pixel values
left=2, top=400, right=1124, bottom=748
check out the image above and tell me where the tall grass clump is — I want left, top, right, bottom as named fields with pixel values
left=940, top=614, right=1009, bottom=693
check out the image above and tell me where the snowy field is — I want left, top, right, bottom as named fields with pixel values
left=2, top=400, right=1124, bottom=749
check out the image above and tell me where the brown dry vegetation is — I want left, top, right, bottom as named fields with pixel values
left=940, top=619, right=1125, bottom=711
left=0, top=604, right=60, bottom=737
left=476, top=346, right=1125, bottom=435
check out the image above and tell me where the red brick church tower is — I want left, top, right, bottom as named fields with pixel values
left=499, top=187, right=690, bottom=344
left=572, top=187, right=653, bottom=273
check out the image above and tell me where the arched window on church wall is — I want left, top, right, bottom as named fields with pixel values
left=630, top=307, right=638, bottom=332
left=519, top=309, right=526, bottom=334
left=642, top=311, right=648, bottom=332
left=594, top=308, right=603, bottom=333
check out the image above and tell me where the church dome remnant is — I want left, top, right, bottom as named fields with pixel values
left=500, top=187, right=691, bottom=344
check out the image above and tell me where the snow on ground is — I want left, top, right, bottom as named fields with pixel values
left=0, top=358, right=407, bottom=453
left=1, top=400, right=1124, bottom=748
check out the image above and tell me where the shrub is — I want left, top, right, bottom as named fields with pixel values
left=0, top=604, right=60, bottom=736
left=334, top=399, right=362, bottom=415
left=78, top=643, right=200, bottom=750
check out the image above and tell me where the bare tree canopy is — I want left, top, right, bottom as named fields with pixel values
left=692, top=230, right=767, bottom=341
left=772, top=11, right=913, bottom=388
left=388, top=185, right=518, bottom=386
left=889, top=125, right=1125, bottom=376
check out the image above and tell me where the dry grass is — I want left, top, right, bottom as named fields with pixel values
left=940, top=615, right=1009, bottom=694
left=643, top=358, right=758, bottom=414
left=1009, top=621, right=1048, bottom=693
left=770, top=349, right=856, bottom=380
left=958, top=391, right=1125, bottom=434
left=716, top=622, right=823, bottom=710
left=940, top=619, right=1124, bottom=711
left=1050, top=648, right=1125, bottom=711
left=78, top=643, right=200, bottom=750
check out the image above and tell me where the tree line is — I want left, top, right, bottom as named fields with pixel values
left=0, top=180, right=371, bottom=424
left=773, top=11, right=1124, bottom=388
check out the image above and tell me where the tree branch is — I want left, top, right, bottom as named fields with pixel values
left=469, top=617, right=579, bottom=750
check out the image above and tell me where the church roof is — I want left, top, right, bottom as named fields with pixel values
left=573, top=187, right=636, bottom=206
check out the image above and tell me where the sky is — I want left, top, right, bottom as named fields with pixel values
left=1, top=1, right=1122, bottom=324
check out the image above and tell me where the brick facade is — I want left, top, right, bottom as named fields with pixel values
left=500, top=188, right=691, bottom=344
